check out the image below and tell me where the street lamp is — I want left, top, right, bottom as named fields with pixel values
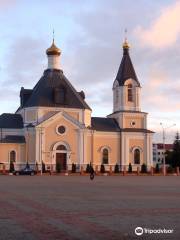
left=160, top=123, right=176, bottom=176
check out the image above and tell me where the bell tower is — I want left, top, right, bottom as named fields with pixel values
left=113, top=39, right=141, bottom=112
left=108, top=39, right=147, bottom=130
left=108, top=39, right=153, bottom=170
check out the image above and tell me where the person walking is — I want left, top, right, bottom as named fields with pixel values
left=90, top=165, right=95, bottom=180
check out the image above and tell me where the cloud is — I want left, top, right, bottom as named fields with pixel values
left=134, top=1, right=180, bottom=49
left=0, top=0, right=17, bottom=9
left=3, top=36, right=47, bottom=87
left=0, top=36, right=48, bottom=114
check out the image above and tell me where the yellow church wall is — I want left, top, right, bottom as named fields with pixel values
left=123, top=115, right=144, bottom=128
left=92, top=133, right=120, bottom=167
left=83, top=109, right=91, bottom=127
left=44, top=117, right=78, bottom=164
left=129, top=138, right=145, bottom=164
left=65, top=111, right=79, bottom=121
left=0, top=143, right=26, bottom=170
left=85, top=134, right=92, bottom=164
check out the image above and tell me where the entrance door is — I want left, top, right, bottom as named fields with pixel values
left=56, top=153, right=66, bottom=171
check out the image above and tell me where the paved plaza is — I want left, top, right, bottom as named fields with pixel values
left=0, top=175, right=179, bottom=240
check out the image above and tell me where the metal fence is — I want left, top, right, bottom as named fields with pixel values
left=1, top=162, right=179, bottom=175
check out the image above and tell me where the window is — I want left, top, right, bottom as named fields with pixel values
left=134, top=149, right=140, bottom=164
left=58, top=126, right=66, bottom=134
left=115, top=88, right=119, bottom=103
left=56, top=145, right=66, bottom=151
left=128, top=84, right=133, bottom=102
left=130, top=121, right=136, bottom=127
left=102, top=148, right=109, bottom=164
left=56, top=125, right=66, bottom=135
left=10, top=151, right=16, bottom=162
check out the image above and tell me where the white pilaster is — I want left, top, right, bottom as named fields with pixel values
left=78, top=129, right=84, bottom=165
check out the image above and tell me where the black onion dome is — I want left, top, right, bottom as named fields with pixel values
left=23, top=69, right=91, bottom=110
left=115, top=41, right=140, bottom=87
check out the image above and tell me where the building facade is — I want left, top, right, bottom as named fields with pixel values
left=153, top=143, right=173, bottom=166
left=0, top=39, right=153, bottom=172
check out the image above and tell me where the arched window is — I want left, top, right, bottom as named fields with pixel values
left=102, top=148, right=109, bottom=164
left=56, top=145, right=66, bottom=151
left=128, top=84, right=133, bottom=102
left=134, top=149, right=140, bottom=164
left=115, top=88, right=119, bottom=104
left=10, top=151, right=16, bottom=163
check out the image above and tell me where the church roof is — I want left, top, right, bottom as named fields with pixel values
left=115, top=42, right=140, bottom=86
left=121, top=128, right=154, bottom=133
left=91, top=117, right=120, bottom=132
left=91, top=117, right=153, bottom=133
left=0, top=113, right=23, bottom=129
left=21, top=69, right=91, bottom=110
left=1, top=135, right=25, bottom=143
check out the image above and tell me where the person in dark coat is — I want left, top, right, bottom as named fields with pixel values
left=90, top=165, right=95, bottom=180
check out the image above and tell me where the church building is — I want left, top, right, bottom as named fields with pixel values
left=0, top=38, right=153, bottom=172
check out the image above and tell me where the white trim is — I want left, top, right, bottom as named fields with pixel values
left=78, top=129, right=84, bottom=165
left=36, top=111, right=84, bottom=129
left=52, top=141, right=71, bottom=152
left=98, top=145, right=112, bottom=153
left=131, top=146, right=143, bottom=153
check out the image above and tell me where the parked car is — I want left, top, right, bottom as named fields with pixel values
left=13, top=167, right=37, bottom=176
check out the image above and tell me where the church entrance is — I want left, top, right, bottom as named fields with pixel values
left=53, top=142, right=71, bottom=173
left=56, top=153, right=67, bottom=171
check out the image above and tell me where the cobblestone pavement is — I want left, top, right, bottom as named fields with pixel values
left=0, top=175, right=179, bottom=240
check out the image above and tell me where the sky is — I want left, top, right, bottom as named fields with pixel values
left=0, top=0, right=179, bottom=143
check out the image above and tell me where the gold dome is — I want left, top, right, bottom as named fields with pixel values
left=123, top=39, right=130, bottom=49
left=46, top=40, right=61, bottom=56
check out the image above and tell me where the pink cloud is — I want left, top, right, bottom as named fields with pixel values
left=134, top=1, right=180, bottom=49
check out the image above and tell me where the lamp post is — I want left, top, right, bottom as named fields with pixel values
left=160, top=123, right=176, bottom=176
